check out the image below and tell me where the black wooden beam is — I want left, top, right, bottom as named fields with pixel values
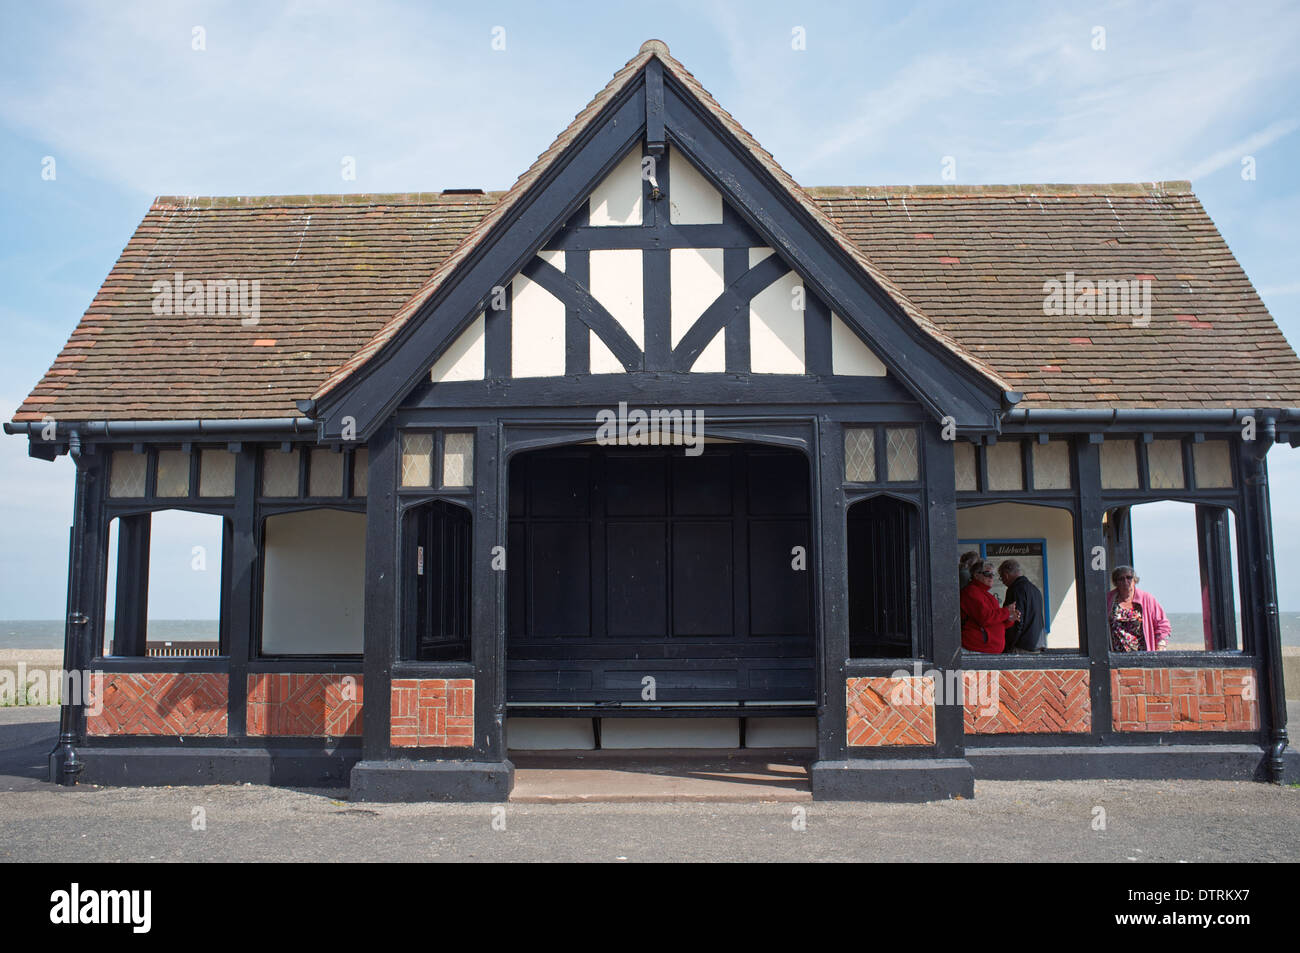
left=314, top=84, right=648, bottom=439
left=542, top=222, right=759, bottom=251
left=645, top=57, right=665, bottom=156
left=673, top=254, right=790, bottom=371
left=520, top=256, right=642, bottom=371
left=804, top=291, right=832, bottom=376
left=663, top=80, right=1005, bottom=427
left=484, top=281, right=511, bottom=379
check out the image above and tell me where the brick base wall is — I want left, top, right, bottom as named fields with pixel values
left=963, top=669, right=1091, bottom=734
left=247, top=674, right=363, bottom=737
left=86, top=673, right=227, bottom=736
left=1112, top=667, right=1258, bottom=732
left=846, top=676, right=935, bottom=746
left=390, top=678, right=474, bottom=748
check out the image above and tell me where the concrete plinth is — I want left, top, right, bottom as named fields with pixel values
left=349, top=758, right=515, bottom=802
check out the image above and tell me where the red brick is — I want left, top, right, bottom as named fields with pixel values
left=390, top=678, right=474, bottom=748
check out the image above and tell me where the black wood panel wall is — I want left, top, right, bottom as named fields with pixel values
left=505, top=444, right=815, bottom=703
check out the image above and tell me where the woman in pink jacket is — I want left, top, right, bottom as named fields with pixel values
left=1107, top=565, right=1171, bottom=651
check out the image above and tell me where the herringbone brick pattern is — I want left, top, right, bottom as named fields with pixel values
left=1112, top=667, right=1258, bottom=731
left=246, top=674, right=363, bottom=737
left=845, top=676, right=935, bottom=746
left=86, top=673, right=227, bottom=736
left=390, top=678, right=474, bottom=748
left=963, top=669, right=1091, bottom=734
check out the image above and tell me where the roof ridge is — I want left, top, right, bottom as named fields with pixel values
left=806, top=182, right=1194, bottom=198
left=310, top=41, right=1011, bottom=403
left=152, top=192, right=506, bottom=210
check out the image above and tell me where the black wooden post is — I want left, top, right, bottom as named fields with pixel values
left=361, top=423, right=397, bottom=762
left=224, top=446, right=257, bottom=737
left=1238, top=430, right=1289, bottom=781
left=473, top=422, right=507, bottom=762
left=1195, top=504, right=1237, bottom=650
left=49, top=437, right=104, bottom=784
left=1075, top=438, right=1112, bottom=738
left=814, top=416, right=848, bottom=762
left=924, top=427, right=963, bottom=759
left=112, top=513, right=150, bottom=656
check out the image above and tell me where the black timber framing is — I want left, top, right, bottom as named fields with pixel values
left=311, top=64, right=1008, bottom=441
left=313, top=83, right=650, bottom=440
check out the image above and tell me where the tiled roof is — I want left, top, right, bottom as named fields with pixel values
left=810, top=183, right=1300, bottom=408
left=14, top=192, right=500, bottom=421
left=12, top=46, right=1300, bottom=423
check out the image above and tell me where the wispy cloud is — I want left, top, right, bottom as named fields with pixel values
left=1183, top=118, right=1300, bottom=181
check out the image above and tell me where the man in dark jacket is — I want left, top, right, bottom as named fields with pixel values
left=998, top=559, right=1045, bottom=652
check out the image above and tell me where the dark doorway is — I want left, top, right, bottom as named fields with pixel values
left=403, top=499, right=472, bottom=661
left=506, top=443, right=815, bottom=705
left=847, top=495, right=917, bottom=658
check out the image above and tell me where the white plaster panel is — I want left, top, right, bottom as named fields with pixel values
left=744, top=717, right=818, bottom=748
left=670, top=247, right=724, bottom=347
left=599, top=717, right=740, bottom=749
left=692, top=331, right=725, bottom=372
left=507, top=718, right=596, bottom=750
left=590, top=331, right=626, bottom=374
left=511, top=271, right=566, bottom=378
left=538, top=248, right=565, bottom=271
left=588, top=149, right=643, bottom=226
left=749, top=246, right=774, bottom=268
left=261, top=509, right=366, bottom=654
left=831, top=312, right=887, bottom=376
left=749, top=269, right=804, bottom=374
left=668, top=145, right=723, bottom=224
left=589, top=248, right=644, bottom=348
left=955, top=502, right=1079, bottom=650
left=430, top=313, right=485, bottom=382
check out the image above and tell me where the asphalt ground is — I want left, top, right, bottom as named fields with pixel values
left=1, top=706, right=1297, bottom=862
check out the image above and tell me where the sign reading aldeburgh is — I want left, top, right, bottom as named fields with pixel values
left=595, top=401, right=705, bottom=456
left=986, top=542, right=1044, bottom=559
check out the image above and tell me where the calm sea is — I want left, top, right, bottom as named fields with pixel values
left=3, top=614, right=1299, bottom=651
left=2, top=619, right=218, bottom=651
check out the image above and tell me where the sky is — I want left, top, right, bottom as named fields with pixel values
left=2, top=0, right=1299, bottom=618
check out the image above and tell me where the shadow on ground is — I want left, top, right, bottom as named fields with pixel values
left=0, top=707, right=57, bottom=792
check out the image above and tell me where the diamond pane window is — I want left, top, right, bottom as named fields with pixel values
left=844, top=428, right=875, bottom=482
left=1099, top=440, right=1139, bottom=490
left=1146, top=439, right=1184, bottom=490
left=262, top=449, right=301, bottom=497
left=1032, top=441, right=1071, bottom=490
left=442, top=433, right=474, bottom=488
left=108, top=451, right=147, bottom=498
left=954, top=441, right=977, bottom=491
left=352, top=449, right=369, bottom=497
left=155, top=450, right=191, bottom=498
left=199, top=449, right=236, bottom=497
left=401, top=433, right=433, bottom=487
left=985, top=441, right=1023, bottom=491
left=309, top=449, right=344, bottom=497
left=1193, top=441, right=1233, bottom=488
left=885, top=428, right=918, bottom=482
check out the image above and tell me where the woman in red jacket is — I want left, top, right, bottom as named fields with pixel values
left=961, top=559, right=1020, bottom=653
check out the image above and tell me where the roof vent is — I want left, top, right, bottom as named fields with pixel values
left=442, top=188, right=485, bottom=195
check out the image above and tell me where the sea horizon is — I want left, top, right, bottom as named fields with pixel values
left=4, top=614, right=1300, bottom=651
